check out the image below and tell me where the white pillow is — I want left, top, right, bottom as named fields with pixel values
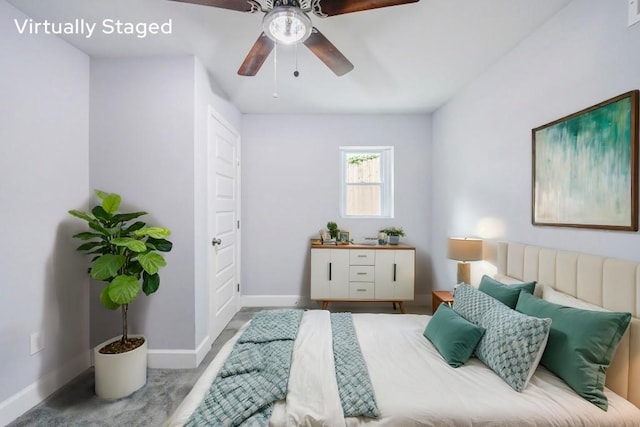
left=541, top=285, right=608, bottom=312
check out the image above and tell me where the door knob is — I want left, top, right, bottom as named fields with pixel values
left=211, top=237, right=222, bottom=246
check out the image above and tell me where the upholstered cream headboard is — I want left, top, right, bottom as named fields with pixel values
left=495, top=242, right=640, bottom=408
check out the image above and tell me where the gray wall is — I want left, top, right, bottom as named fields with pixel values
left=89, top=56, right=242, bottom=351
left=89, top=56, right=197, bottom=350
left=0, top=0, right=90, bottom=418
left=241, top=114, right=432, bottom=301
left=431, top=0, right=640, bottom=289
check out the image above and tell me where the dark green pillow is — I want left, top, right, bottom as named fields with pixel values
left=516, top=292, right=631, bottom=410
left=479, top=275, right=536, bottom=308
left=424, top=304, right=486, bottom=367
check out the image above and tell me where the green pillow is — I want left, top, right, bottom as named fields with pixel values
left=424, top=304, right=486, bottom=367
left=479, top=275, right=536, bottom=308
left=516, top=292, right=631, bottom=410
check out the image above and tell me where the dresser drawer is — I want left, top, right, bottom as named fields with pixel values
left=350, top=250, right=375, bottom=265
left=349, top=282, right=374, bottom=299
left=349, top=265, right=375, bottom=282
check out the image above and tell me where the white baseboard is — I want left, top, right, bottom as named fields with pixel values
left=241, top=294, right=430, bottom=308
left=241, top=295, right=315, bottom=307
left=147, top=335, right=211, bottom=369
left=0, top=351, right=91, bottom=426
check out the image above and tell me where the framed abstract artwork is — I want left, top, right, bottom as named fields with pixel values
left=532, top=90, right=639, bottom=231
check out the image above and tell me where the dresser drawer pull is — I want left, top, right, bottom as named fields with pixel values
left=357, top=272, right=367, bottom=275
left=393, top=263, right=397, bottom=282
left=329, top=262, right=332, bottom=281
left=357, top=255, right=367, bottom=258
left=356, top=288, right=367, bottom=292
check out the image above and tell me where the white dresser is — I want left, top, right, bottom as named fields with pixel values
left=310, top=241, right=415, bottom=313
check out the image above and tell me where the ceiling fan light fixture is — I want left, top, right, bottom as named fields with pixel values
left=262, top=6, right=312, bottom=45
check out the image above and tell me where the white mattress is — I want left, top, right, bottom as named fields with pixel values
left=165, top=311, right=640, bottom=427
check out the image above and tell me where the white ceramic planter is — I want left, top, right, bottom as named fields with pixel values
left=388, top=235, right=400, bottom=245
left=94, top=335, right=147, bottom=399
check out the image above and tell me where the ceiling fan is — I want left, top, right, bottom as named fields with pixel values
left=170, top=0, right=420, bottom=77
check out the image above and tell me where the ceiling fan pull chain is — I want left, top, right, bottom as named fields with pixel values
left=273, top=40, right=279, bottom=98
left=294, top=42, right=300, bottom=77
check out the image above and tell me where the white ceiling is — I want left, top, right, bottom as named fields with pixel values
left=8, top=0, right=571, bottom=114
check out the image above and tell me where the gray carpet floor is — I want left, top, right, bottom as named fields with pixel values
left=8, top=304, right=427, bottom=426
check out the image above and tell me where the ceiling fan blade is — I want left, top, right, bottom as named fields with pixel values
left=304, top=28, right=354, bottom=76
left=237, top=33, right=275, bottom=76
left=315, top=0, right=419, bottom=17
left=169, top=0, right=256, bottom=13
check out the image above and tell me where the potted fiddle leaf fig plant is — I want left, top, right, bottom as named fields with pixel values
left=69, top=189, right=172, bottom=399
left=380, top=227, right=405, bottom=245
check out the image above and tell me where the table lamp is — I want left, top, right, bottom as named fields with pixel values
left=448, top=237, right=483, bottom=284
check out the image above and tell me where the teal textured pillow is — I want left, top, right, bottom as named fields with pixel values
left=424, top=304, right=486, bottom=367
left=452, top=283, right=500, bottom=325
left=475, top=303, right=551, bottom=392
left=516, top=292, right=631, bottom=410
left=479, top=275, right=536, bottom=309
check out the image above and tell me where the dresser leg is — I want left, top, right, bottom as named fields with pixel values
left=322, top=301, right=329, bottom=310
left=398, top=301, right=406, bottom=314
left=392, top=302, right=397, bottom=310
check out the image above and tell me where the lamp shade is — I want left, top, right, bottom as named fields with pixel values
left=447, top=237, right=483, bottom=262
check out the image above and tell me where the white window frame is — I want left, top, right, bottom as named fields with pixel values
left=339, top=146, right=394, bottom=219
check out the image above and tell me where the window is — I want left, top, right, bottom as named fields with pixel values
left=340, top=146, right=394, bottom=218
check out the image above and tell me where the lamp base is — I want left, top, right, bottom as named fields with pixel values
left=457, top=262, right=471, bottom=285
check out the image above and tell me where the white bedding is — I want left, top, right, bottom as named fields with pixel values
left=165, top=311, right=640, bottom=427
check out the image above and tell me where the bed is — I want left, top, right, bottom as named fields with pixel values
left=165, top=242, right=640, bottom=426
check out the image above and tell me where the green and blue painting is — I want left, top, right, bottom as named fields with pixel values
left=534, top=96, right=633, bottom=227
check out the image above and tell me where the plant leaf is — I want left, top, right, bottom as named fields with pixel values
left=102, top=193, right=121, bottom=214
left=86, top=247, right=110, bottom=256
left=137, top=252, right=166, bottom=275
left=94, top=189, right=109, bottom=200
left=76, top=241, right=104, bottom=252
left=112, top=212, right=148, bottom=224
left=90, top=254, right=125, bottom=280
left=88, top=221, right=108, bottom=234
left=142, top=272, right=160, bottom=295
left=146, top=238, right=173, bottom=252
left=107, top=275, right=139, bottom=305
left=124, top=221, right=146, bottom=234
left=72, top=231, right=102, bottom=240
left=135, top=227, right=171, bottom=239
left=102, top=226, right=122, bottom=236
left=111, top=237, right=147, bottom=252
left=127, top=260, right=143, bottom=276
left=100, top=286, right=120, bottom=310
left=92, top=205, right=112, bottom=222
left=68, top=210, right=95, bottom=222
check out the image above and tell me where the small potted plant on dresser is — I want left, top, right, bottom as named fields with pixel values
left=380, top=227, right=405, bottom=245
left=69, top=190, right=172, bottom=399
left=327, top=221, right=339, bottom=239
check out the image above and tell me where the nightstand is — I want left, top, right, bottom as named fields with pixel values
left=431, top=290, right=454, bottom=314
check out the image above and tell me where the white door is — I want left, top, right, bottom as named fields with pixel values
left=208, top=110, right=240, bottom=341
